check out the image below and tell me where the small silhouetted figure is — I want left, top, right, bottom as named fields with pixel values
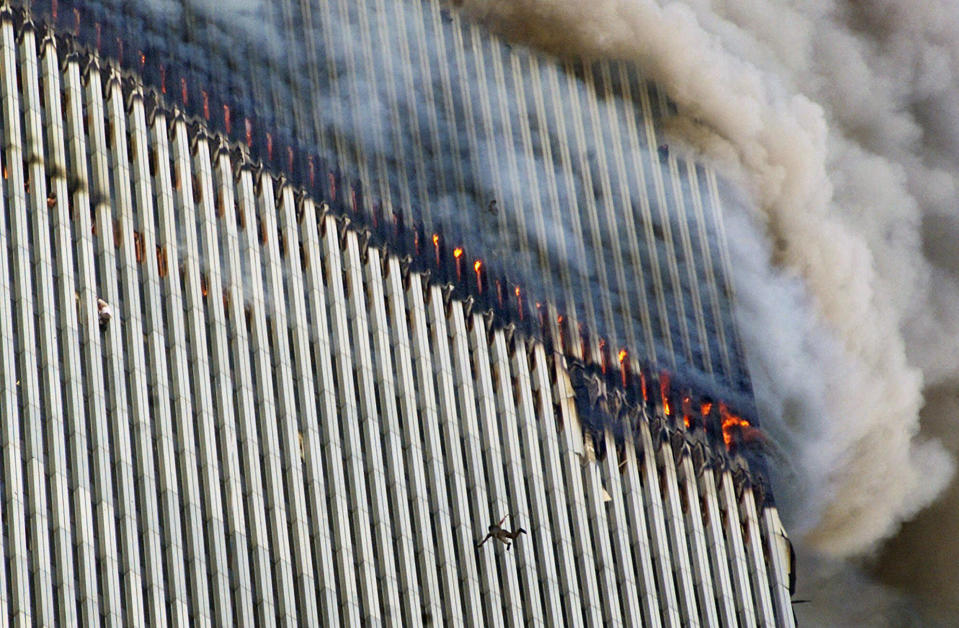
left=476, top=514, right=527, bottom=550
left=97, top=298, right=112, bottom=331
left=487, top=199, right=498, bottom=215
left=46, top=191, right=56, bottom=209
left=657, top=144, right=669, bottom=160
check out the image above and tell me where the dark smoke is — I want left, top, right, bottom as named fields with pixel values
left=28, top=0, right=959, bottom=621
left=452, top=0, right=959, bottom=622
left=27, top=0, right=758, bottom=413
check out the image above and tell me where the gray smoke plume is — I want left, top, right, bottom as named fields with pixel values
left=454, top=0, right=959, bottom=618
left=122, top=0, right=959, bottom=619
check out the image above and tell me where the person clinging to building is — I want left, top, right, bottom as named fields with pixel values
left=97, top=298, right=112, bottom=331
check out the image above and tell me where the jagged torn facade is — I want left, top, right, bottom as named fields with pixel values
left=0, top=4, right=795, bottom=628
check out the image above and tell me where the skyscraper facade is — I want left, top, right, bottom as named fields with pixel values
left=0, top=1, right=794, bottom=626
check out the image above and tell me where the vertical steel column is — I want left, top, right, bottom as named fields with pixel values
left=39, top=35, right=100, bottom=626
left=0, top=17, right=29, bottom=625
left=445, top=300, right=505, bottom=626
left=599, top=428, right=644, bottom=625
left=150, top=112, right=212, bottom=625
left=677, top=456, right=720, bottom=625
left=103, top=74, right=167, bottom=627
left=405, top=273, right=465, bottom=624
left=696, top=467, right=739, bottom=626
left=275, top=191, right=341, bottom=626
left=558, top=60, right=620, bottom=346
left=636, top=421, right=684, bottom=626
left=169, top=120, right=233, bottom=625
left=761, top=507, right=796, bottom=628
left=577, top=432, right=624, bottom=626
left=253, top=175, right=320, bottom=627
left=17, top=25, right=76, bottom=626
left=717, top=470, right=758, bottom=626
left=635, top=85, right=693, bottom=366
left=739, top=488, right=776, bottom=626
left=488, top=331, right=545, bottom=626
left=653, top=440, right=701, bottom=626
left=363, top=248, right=424, bottom=626
left=217, top=163, right=279, bottom=626
left=62, top=55, right=122, bottom=627
left=237, top=168, right=299, bottom=624
left=1, top=20, right=54, bottom=625
left=297, top=202, right=361, bottom=625
left=126, top=95, right=191, bottom=625
left=682, top=162, right=729, bottom=378
left=383, top=255, right=444, bottom=625
left=619, top=422, right=668, bottom=627
left=191, top=138, right=256, bottom=626
left=549, top=360, right=604, bottom=624
left=510, top=341, right=565, bottom=625
left=340, top=227, right=404, bottom=624
left=528, top=346, right=585, bottom=627
left=84, top=60, right=147, bottom=627
left=541, top=61, right=600, bottom=336
left=467, top=314, right=525, bottom=625
left=523, top=54, right=582, bottom=338
left=423, top=286, right=485, bottom=625
left=319, top=215, right=383, bottom=622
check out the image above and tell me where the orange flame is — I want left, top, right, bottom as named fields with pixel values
left=682, top=395, right=693, bottom=429
left=432, top=233, right=440, bottom=246
left=515, top=286, right=523, bottom=320
left=432, top=234, right=440, bottom=266
left=618, top=349, right=627, bottom=364
left=660, top=371, right=671, bottom=416
left=701, top=401, right=713, bottom=417
left=599, top=338, right=608, bottom=374
left=453, top=247, right=463, bottom=281
left=719, top=403, right=751, bottom=449
left=474, top=259, right=483, bottom=292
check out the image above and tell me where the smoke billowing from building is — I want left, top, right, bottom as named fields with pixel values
left=25, top=0, right=959, bottom=619
left=127, top=0, right=950, bottom=560
left=454, top=0, right=959, bottom=618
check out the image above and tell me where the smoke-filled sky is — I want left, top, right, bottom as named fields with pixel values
left=452, top=0, right=959, bottom=622
left=50, top=0, right=959, bottom=622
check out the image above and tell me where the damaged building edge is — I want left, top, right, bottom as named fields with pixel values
left=15, top=0, right=761, bottom=409
left=16, top=5, right=774, bottom=496
left=0, top=5, right=796, bottom=627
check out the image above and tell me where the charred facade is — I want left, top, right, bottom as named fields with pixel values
left=0, top=2, right=795, bottom=627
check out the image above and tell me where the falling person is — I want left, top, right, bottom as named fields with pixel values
left=476, top=514, right=527, bottom=550
left=97, top=298, right=112, bottom=331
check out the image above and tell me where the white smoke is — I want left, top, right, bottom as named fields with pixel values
left=454, top=0, right=959, bottom=560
